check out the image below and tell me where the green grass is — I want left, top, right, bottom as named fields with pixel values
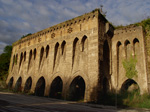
left=97, top=90, right=150, bottom=108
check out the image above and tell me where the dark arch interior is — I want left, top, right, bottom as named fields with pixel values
left=121, top=79, right=139, bottom=92
left=35, top=77, right=45, bottom=96
left=61, top=41, right=66, bottom=55
left=8, top=77, right=13, bottom=89
left=24, top=77, right=32, bottom=93
left=68, top=76, right=85, bottom=101
left=133, top=38, right=139, bottom=44
left=34, top=49, right=36, bottom=59
left=49, top=76, right=63, bottom=99
left=46, top=45, right=49, bottom=58
left=81, top=35, right=87, bottom=52
left=102, top=41, right=110, bottom=92
left=14, top=77, right=22, bottom=92
left=102, top=77, right=109, bottom=94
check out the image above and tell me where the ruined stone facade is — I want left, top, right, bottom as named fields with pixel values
left=6, top=9, right=150, bottom=102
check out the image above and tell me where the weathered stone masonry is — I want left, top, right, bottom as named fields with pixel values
left=6, top=9, right=150, bottom=102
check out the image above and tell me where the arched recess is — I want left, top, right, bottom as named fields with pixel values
left=99, top=40, right=110, bottom=93
left=124, top=40, right=130, bottom=58
left=35, top=77, right=45, bottom=96
left=39, top=47, right=44, bottom=68
left=49, top=76, right=63, bottom=99
left=116, top=41, right=122, bottom=86
left=53, top=43, right=59, bottom=69
left=68, top=76, right=85, bottom=101
left=12, top=55, right=15, bottom=70
left=46, top=45, right=49, bottom=58
left=81, top=35, right=88, bottom=52
left=24, top=77, right=32, bottom=93
left=16, top=54, right=18, bottom=64
left=19, top=52, right=23, bottom=70
left=14, top=77, right=22, bottom=92
left=24, top=51, right=26, bottom=61
left=72, top=38, right=79, bottom=67
left=8, top=77, right=13, bottom=89
left=61, top=41, right=66, bottom=55
left=28, top=50, right=32, bottom=70
left=121, top=79, right=140, bottom=93
left=133, top=38, right=139, bottom=56
left=34, top=48, right=36, bottom=60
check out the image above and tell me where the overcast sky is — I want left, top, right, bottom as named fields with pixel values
left=0, top=0, right=150, bottom=54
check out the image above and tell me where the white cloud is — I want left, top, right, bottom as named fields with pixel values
left=0, top=0, right=150, bottom=53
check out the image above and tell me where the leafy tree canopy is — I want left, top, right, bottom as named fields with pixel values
left=0, top=45, right=12, bottom=80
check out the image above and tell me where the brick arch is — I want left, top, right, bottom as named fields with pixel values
left=68, top=75, right=86, bottom=101
left=28, top=49, right=32, bottom=70
left=19, top=52, right=23, bottom=70
left=14, top=76, right=22, bottom=92
left=121, top=79, right=140, bottom=93
left=49, top=76, right=63, bottom=99
left=61, top=41, right=66, bottom=55
left=8, top=77, right=14, bottom=89
left=81, top=35, right=88, bottom=52
left=46, top=45, right=49, bottom=58
left=39, top=46, right=44, bottom=68
left=34, top=76, right=45, bottom=96
left=116, top=41, right=122, bottom=86
left=72, top=37, right=79, bottom=67
left=133, top=38, right=140, bottom=56
left=124, top=40, right=131, bottom=58
left=53, top=42, right=60, bottom=70
left=24, top=76, right=32, bottom=93
left=24, top=51, right=26, bottom=61
left=33, top=48, right=36, bottom=60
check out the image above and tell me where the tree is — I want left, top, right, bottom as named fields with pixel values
left=0, top=45, right=12, bottom=80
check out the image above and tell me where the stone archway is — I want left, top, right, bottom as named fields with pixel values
left=35, top=77, right=45, bottom=96
left=14, top=77, right=22, bottom=92
left=121, top=79, right=140, bottom=93
left=49, top=76, right=63, bottom=99
left=8, top=77, right=13, bottom=89
left=24, top=77, right=32, bottom=93
left=68, top=76, right=85, bottom=101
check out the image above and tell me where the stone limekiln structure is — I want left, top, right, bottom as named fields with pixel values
left=6, top=9, right=150, bottom=102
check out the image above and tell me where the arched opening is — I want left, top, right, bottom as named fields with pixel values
left=68, top=76, right=85, bottom=101
left=124, top=40, right=130, bottom=58
left=28, top=50, right=32, bottom=69
left=16, top=54, right=18, bottom=64
left=34, top=48, right=36, bottom=60
left=103, top=40, right=110, bottom=77
left=14, top=77, right=22, bottom=92
left=116, top=41, right=122, bottom=86
left=8, top=77, right=13, bottom=89
left=121, top=79, right=140, bottom=93
left=39, top=47, right=44, bottom=68
left=72, top=38, right=79, bottom=67
left=81, top=35, right=87, bottom=52
left=12, top=55, right=15, bottom=70
left=49, top=76, right=63, bottom=99
left=61, top=41, right=66, bottom=55
left=99, top=40, right=110, bottom=94
left=53, top=43, right=59, bottom=69
left=19, top=52, right=23, bottom=70
left=133, top=38, right=139, bottom=56
left=24, top=77, right=32, bottom=93
left=24, top=51, right=26, bottom=61
left=35, top=77, right=45, bottom=96
left=46, top=45, right=49, bottom=58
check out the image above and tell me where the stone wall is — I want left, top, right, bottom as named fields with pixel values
left=112, top=26, right=148, bottom=94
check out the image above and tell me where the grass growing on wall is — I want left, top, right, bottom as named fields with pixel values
left=122, top=55, right=137, bottom=79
